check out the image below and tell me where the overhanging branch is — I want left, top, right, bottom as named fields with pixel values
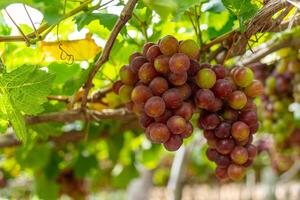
left=81, top=0, right=138, bottom=109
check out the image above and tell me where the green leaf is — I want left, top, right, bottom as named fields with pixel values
left=143, top=0, right=177, bottom=19
left=74, top=12, right=127, bottom=35
left=35, top=174, right=59, bottom=200
left=221, top=0, right=258, bottom=31
left=16, top=144, right=52, bottom=170
left=0, top=65, right=54, bottom=142
left=74, top=153, right=98, bottom=177
left=2, top=65, right=55, bottom=115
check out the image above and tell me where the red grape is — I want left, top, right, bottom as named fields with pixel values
left=146, top=45, right=162, bottom=62
left=231, top=121, right=250, bottom=142
left=159, top=35, right=179, bottom=56
left=154, top=55, right=170, bottom=74
left=227, top=91, right=247, bottom=110
left=163, top=135, right=183, bottom=151
left=149, top=77, right=169, bottom=95
left=120, top=65, right=138, bottom=85
left=138, top=63, right=159, bottom=84
left=214, top=122, right=231, bottom=139
left=144, top=96, right=166, bottom=117
left=216, top=139, right=235, bottom=155
left=230, top=146, right=248, bottom=165
left=169, top=53, right=190, bottom=74
left=168, top=72, right=188, bottom=86
left=149, top=123, right=171, bottom=143
left=162, top=88, right=183, bottom=109
left=198, top=113, right=220, bottom=130
left=227, top=164, right=246, bottom=181
left=167, top=115, right=187, bottom=134
left=131, top=85, right=153, bottom=104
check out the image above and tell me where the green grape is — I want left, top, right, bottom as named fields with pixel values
left=196, top=68, right=216, bottom=89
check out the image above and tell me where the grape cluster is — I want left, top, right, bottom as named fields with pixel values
left=198, top=66, right=262, bottom=181
left=114, top=35, right=200, bottom=151
left=113, top=35, right=263, bottom=181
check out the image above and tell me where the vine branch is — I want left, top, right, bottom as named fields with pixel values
left=81, top=0, right=138, bottom=110
left=239, top=35, right=300, bottom=66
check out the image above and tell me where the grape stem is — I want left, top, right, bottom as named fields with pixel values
left=239, top=33, right=300, bottom=66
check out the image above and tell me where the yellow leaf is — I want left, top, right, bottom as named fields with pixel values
left=40, top=33, right=101, bottom=62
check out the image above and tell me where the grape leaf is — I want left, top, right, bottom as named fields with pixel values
left=221, top=0, right=258, bottom=31
left=0, top=65, right=55, bottom=142
left=74, top=13, right=127, bottom=35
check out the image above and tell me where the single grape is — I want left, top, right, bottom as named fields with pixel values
left=231, top=121, right=250, bottom=142
left=168, top=72, right=188, bottom=86
left=139, top=113, right=154, bottom=128
left=241, top=100, right=257, bottom=112
left=149, top=123, right=171, bottom=143
left=149, top=77, right=169, bottom=95
left=215, top=155, right=231, bottom=168
left=167, top=115, right=187, bottom=134
left=169, top=53, right=190, bottom=74
left=214, top=122, right=231, bottom=139
left=194, top=89, right=215, bottom=110
left=233, top=67, right=254, bottom=87
left=138, top=63, right=159, bottom=84
left=227, top=164, right=246, bottom=181
left=131, top=85, right=153, bottom=104
left=112, top=80, right=123, bottom=94
left=120, top=65, right=138, bottom=85
left=206, top=148, right=218, bottom=161
left=154, top=55, right=170, bottom=74
left=174, top=102, right=194, bottom=120
left=155, top=109, right=172, bottom=123
left=213, top=64, right=227, bottom=79
left=119, top=85, right=133, bottom=103
left=212, top=79, right=234, bottom=98
left=216, top=139, right=235, bottom=155
left=163, top=135, right=183, bottom=151
left=215, top=166, right=229, bottom=181
left=162, top=88, right=183, bottom=109
left=227, top=91, right=247, bottom=110
left=239, top=111, right=258, bottom=127
left=196, top=68, right=216, bottom=89
left=142, top=42, right=154, bottom=56
left=176, top=83, right=192, bottom=100
left=203, top=130, right=215, bottom=140
left=249, top=122, right=259, bottom=134
left=146, top=45, right=162, bottom=62
left=230, top=146, right=248, bottom=165
left=198, top=113, right=220, bottom=130
left=247, top=144, right=257, bottom=159
left=222, top=108, right=238, bottom=123
left=130, top=56, right=148, bottom=73
left=188, top=59, right=201, bottom=76
left=145, top=123, right=154, bottom=140
left=129, top=52, right=143, bottom=63
left=178, top=39, right=200, bottom=60
left=208, top=98, right=223, bottom=112
left=144, top=96, right=166, bottom=117
left=181, top=121, right=193, bottom=138
left=159, top=35, right=179, bottom=56
left=132, top=103, right=144, bottom=116
left=244, top=80, right=264, bottom=98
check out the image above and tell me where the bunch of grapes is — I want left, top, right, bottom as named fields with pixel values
left=113, top=35, right=263, bottom=181
left=113, top=35, right=200, bottom=151
left=259, top=58, right=297, bottom=136
left=198, top=66, right=262, bottom=181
